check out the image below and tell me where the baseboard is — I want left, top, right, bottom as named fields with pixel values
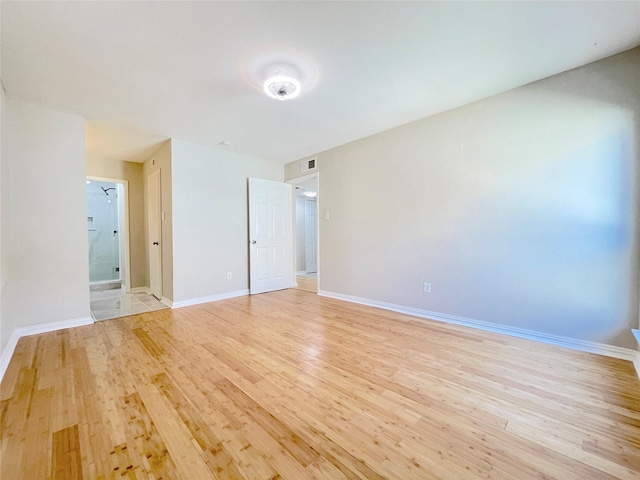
left=318, top=290, right=637, bottom=363
left=130, top=286, right=150, bottom=294
left=171, top=289, right=249, bottom=309
left=0, top=315, right=94, bottom=383
left=0, top=329, right=22, bottom=385
left=160, top=297, right=173, bottom=308
left=296, top=270, right=305, bottom=275
left=14, top=316, right=94, bottom=337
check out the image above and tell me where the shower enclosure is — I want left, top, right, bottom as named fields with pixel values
left=87, top=180, right=122, bottom=283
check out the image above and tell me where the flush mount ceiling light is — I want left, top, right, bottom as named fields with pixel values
left=263, top=73, right=301, bottom=101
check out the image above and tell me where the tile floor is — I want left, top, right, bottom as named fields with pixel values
left=90, top=289, right=168, bottom=321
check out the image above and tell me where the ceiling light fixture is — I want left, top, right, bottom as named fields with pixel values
left=303, top=191, right=317, bottom=198
left=263, top=73, right=301, bottom=101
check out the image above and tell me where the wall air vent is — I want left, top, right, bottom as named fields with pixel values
left=300, top=157, right=317, bottom=173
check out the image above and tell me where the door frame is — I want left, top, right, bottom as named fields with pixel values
left=304, top=197, right=317, bottom=274
left=86, top=176, right=131, bottom=293
left=286, top=172, right=320, bottom=291
left=147, top=169, right=163, bottom=300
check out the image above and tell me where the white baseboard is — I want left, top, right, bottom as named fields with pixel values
left=160, top=297, right=173, bottom=308
left=0, top=330, right=22, bottom=385
left=130, top=286, right=150, bottom=294
left=296, top=270, right=305, bottom=275
left=171, top=289, right=249, bottom=309
left=318, top=290, right=637, bottom=363
left=15, top=316, right=94, bottom=337
left=0, top=315, right=94, bottom=382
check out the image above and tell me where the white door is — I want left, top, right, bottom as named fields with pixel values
left=148, top=170, right=163, bottom=299
left=305, top=198, right=317, bottom=274
left=249, top=178, right=292, bottom=294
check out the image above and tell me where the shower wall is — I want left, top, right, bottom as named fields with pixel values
left=87, top=180, right=120, bottom=282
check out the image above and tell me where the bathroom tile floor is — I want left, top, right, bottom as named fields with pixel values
left=90, top=289, right=168, bottom=321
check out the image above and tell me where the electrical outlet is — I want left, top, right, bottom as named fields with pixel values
left=423, top=282, right=431, bottom=293
left=227, top=272, right=232, bottom=280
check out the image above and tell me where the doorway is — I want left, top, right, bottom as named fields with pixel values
left=86, top=175, right=168, bottom=321
left=86, top=179, right=128, bottom=288
left=288, top=173, right=319, bottom=294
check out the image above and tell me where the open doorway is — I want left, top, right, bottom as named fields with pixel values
left=86, top=178, right=129, bottom=289
left=86, top=175, right=168, bottom=320
left=86, top=177, right=131, bottom=320
left=287, top=173, right=319, bottom=294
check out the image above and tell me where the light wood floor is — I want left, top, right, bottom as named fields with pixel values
left=1, top=289, right=639, bottom=479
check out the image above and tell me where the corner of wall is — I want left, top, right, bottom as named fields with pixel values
left=0, top=87, right=10, bottom=370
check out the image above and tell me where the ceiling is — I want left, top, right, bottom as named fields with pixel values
left=2, top=1, right=639, bottom=165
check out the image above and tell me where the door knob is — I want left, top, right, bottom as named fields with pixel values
left=251, top=240, right=257, bottom=245
left=153, top=242, right=159, bottom=245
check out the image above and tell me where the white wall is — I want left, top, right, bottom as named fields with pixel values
left=1, top=99, right=89, bottom=358
left=171, top=139, right=283, bottom=303
left=286, top=47, right=640, bottom=349
left=0, top=88, right=9, bottom=356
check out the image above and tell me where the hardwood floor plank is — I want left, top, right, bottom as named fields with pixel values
left=582, top=438, right=640, bottom=473
left=118, top=391, right=181, bottom=479
left=135, top=382, right=214, bottom=479
left=1, top=289, right=639, bottom=479
left=132, top=327, right=165, bottom=358
left=215, top=377, right=320, bottom=468
left=1, top=363, right=38, bottom=478
left=202, top=341, right=264, bottom=384
left=153, top=372, right=245, bottom=479
left=51, top=424, right=82, bottom=480
left=505, top=419, right=639, bottom=479
left=69, top=345, right=116, bottom=476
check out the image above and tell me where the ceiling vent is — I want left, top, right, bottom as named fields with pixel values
left=300, top=157, right=317, bottom=173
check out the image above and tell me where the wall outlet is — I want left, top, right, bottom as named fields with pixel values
left=227, top=272, right=232, bottom=280
left=423, top=282, right=431, bottom=293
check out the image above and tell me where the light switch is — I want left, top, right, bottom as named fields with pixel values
left=324, top=212, right=330, bottom=221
